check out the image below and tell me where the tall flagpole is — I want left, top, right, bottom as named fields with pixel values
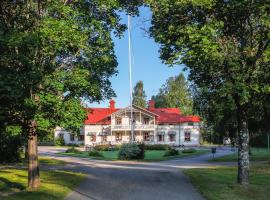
left=128, top=15, right=134, bottom=142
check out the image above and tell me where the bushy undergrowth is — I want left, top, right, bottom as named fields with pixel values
left=118, top=143, right=145, bottom=160
left=88, top=150, right=103, bottom=157
left=65, top=147, right=81, bottom=154
left=94, top=144, right=120, bottom=151
left=145, top=144, right=169, bottom=150
left=164, top=147, right=179, bottom=157
left=54, top=137, right=65, bottom=146
left=182, top=148, right=197, bottom=153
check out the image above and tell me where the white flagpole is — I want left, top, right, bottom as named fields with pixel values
left=128, top=15, right=134, bottom=142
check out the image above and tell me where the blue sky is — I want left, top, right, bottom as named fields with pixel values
left=88, top=7, right=187, bottom=108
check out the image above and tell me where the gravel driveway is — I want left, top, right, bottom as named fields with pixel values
left=39, top=146, right=234, bottom=200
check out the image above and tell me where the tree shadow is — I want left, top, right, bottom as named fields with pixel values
left=0, top=177, right=25, bottom=192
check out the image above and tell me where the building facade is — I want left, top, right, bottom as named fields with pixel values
left=55, top=100, right=201, bottom=146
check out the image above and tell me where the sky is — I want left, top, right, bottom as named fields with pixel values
left=88, top=7, right=187, bottom=108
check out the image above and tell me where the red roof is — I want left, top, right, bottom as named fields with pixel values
left=84, top=108, right=119, bottom=125
left=84, top=106, right=200, bottom=125
left=149, top=108, right=200, bottom=124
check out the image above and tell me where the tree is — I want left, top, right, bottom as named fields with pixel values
left=133, top=81, right=147, bottom=108
left=152, top=73, right=193, bottom=115
left=0, top=0, right=141, bottom=188
left=148, top=0, right=270, bottom=185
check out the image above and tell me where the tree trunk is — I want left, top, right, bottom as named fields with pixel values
left=237, top=119, right=249, bottom=185
left=28, top=120, right=40, bottom=188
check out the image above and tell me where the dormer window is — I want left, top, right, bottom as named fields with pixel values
left=116, top=117, right=122, bottom=125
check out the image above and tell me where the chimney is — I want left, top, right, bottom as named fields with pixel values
left=109, top=99, right=115, bottom=110
left=148, top=100, right=155, bottom=110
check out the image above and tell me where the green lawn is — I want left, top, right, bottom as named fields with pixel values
left=0, top=169, right=85, bottom=200
left=60, top=149, right=210, bottom=161
left=184, top=164, right=270, bottom=200
left=211, top=148, right=270, bottom=162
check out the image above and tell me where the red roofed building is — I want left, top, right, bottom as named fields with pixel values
left=55, top=100, right=201, bottom=146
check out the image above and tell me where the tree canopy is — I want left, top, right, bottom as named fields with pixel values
left=133, top=80, right=147, bottom=108
left=152, top=73, right=193, bottom=115
left=148, top=0, right=270, bottom=185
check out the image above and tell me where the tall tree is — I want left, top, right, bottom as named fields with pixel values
left=0, top=0, right=141, bottom=188
left=152, top=73, right=193, bottom=115
left=133, top=80, right=147, bottom=108
left=148, top=0, right=270, bottom=185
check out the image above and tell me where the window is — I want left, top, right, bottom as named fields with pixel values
left=169, top=134, right=176, bottom=142
left=144, top=132, right=150, bottom=141
left=188, top=122, right=194, bottom=126
left=79, top=135, right=84, bottom=141
left=90, top=135, right=96, bottom=142
left=116, top=133, right=122, bottom=141
left=70, top=134, right=75, bottom=141
left=143, top=117, right=149, bottom=124
left=185, top=131, right=191, bottom=142
left=101, top=135, right=107, bottom=142
left=116, top=117, right=122, bottom=125
left=158, top=135, right=164, bottom=142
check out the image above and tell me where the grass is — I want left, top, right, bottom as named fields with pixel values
left=211, top=148, right=270, bottom=162
left=60, top=149, right=210, bottom=161
left=184, top=164, right=270, bottom=200
left=0, top=169, right=85, bottom=200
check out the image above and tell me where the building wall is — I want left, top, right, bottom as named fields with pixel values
left=54, top=127, right=84, bottom=145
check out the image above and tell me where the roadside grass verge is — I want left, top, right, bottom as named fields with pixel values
left=184, top=164, right=270, bottom=200
left=211, top=148, right=270, bottom=162
left=59, top=149, right=210, bottom=161
left=0, top=169, right=85, bottom=200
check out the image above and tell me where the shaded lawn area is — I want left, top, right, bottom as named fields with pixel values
left=184, top=164, right=270, bottom=200
left=60, top=149, right=210, bottom=161
left=0, top=169, right=85, bottom=200
left=211, top=148, right=270, bottom=162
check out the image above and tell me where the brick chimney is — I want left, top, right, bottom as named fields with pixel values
left=109, top=99, right=115, bottom=110
left=148, top=100, right=155, bottom=110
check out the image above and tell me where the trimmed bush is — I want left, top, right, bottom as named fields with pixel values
left=137, top=143, right=145, bottom=159
left=65, top=147, right=81, bottom=154
left=94, top=144, right=120, bottom=151
left=54, top=136, right=65, bottom=146
left=182, top=148, right=197, bottom=153
left=145, top=144, right=169, bottom=150
left=164, top=147, right=179, bottom=157
left=88, top=150, right=103, bottom=157
left=118, top=143, right=145, bottom=160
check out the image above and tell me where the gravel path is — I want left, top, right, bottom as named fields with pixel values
left=39, top=146, right=235, bottom=200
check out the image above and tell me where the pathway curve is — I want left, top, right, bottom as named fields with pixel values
left=39, top=146, right=235, bottom=200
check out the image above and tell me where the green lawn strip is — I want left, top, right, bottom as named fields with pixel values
left=184, top=164, right=270, bottom=200
left=59, top=149, right=210, bottom=162
left=211, top=148, right=270, bottom=162
left=0, top=169, right=86, bottom=200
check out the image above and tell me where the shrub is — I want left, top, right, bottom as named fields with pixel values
left=88, top=150, right=103, bottom=157
left=145, top=144, right=169, bottom=150
left=65, top=147, right=81, bottom=154
left=67, top=143, right=80, bottom=147
left=118, top=143, right=145, bottom=160
left=164, top=147, right=179, bottom=157
left=94, top=144, right=111, bottom=151
left=182, top=148, right=197, bottom=153
left=137, top=143, right=145, bottom=159
left=54, top=136, right=65, bottom=146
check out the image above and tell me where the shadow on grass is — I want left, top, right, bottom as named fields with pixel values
left=0, top=177, right=25, bottom=192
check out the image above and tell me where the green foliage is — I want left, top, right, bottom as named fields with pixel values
left=94, top=144, right=115, bottom=151
left=152, top=73, right=193, bottom=115
left=182, top=148, right=197, bottom=154
left=88, top=150, right=103, bottom=157
left=132, top=80, right=147, bottom=108
left=163, top=147, right=179, bottom=157
left=65, top=147, right=81, bottom=154
left=54, top=137, right=65, bottom=146
left=118, top=143, right=145, bottom=160
left=144, top=144, right=169, bottom=150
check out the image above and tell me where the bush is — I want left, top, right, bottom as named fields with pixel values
left=88, top=150, right=103, bottom=157
left=164, top=147, right=179, bottom=157
left=182, top=148, right=197, bottom=153
left=145, top=144, right=169, bottom=150
left=65, top=147, right=81, bottom=154
left=0, top=135, right=22, bottom=163
left=67, top=143, right=80, bottom=147
left=94, top=144, right=120, bottom=151
left=54, top=136, right=65, bottom=146
left=118, top=143, right=145, bottom=160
